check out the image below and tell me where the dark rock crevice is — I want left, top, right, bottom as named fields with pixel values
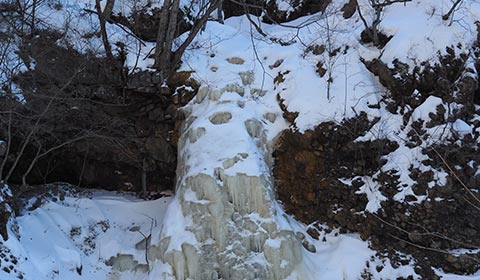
left=1, top=32, right=200, bottom=194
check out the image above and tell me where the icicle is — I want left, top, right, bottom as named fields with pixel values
left=157, top=85, right=303, bottom=279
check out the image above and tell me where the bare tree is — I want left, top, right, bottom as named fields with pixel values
left=95, top=0, right=114, bottom=62
left=0, top=85, right=146, bottom=188
left=153, top=0, right=181, bottom=78
left=153, top=0, right=223, bottom=81
left=321, top=7, right=340, bottom=100
left=0, top=0, right=174, bottom=193
left=1, top=67, right=82, bottom=185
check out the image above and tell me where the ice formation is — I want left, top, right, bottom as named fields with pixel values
left=154, top=81, right=304, bottom=279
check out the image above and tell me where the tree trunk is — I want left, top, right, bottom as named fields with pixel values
left=103, top=0, right=116, bottom=21
left=95, top=0, right=114, bottom=62
left=162, top=0, right=181, bottom=67
left=153, top=0, right=177, bottom=77
left=154, top=0, right=223, bottom=81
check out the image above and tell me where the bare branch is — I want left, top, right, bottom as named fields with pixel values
left=170, top=0, right=223, bottom=77
left=83, top=8, right=146, bottom=46
left=442, top=0, right=463, bottom=21
left=0, top=111, right=13, bottom=180
left=430, top=146, right=480, bottom=206
left=388, top=234, right=480, bottom=264
left=4, top=67, right=82, bottom=182
left=371, top=0, right=412, bottom=9
left=21, top=137, right=42, bottom=187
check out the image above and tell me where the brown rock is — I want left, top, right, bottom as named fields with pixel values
left=145, top=136, right=175, bottom=163
left=341, top=0, right=357, bottom=19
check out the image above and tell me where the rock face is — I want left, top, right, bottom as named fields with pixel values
left=1, top=34, right=198, bottom=192
left=273, top=114, right=391, bottom=221
left=6, top=88, right=178, bottom=193
left=156, top=84, right=303, bottom=279
left=274, top=114, right=480, bottom=278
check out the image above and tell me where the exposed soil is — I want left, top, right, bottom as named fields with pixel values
left=273, top=114, right=480, bottom=278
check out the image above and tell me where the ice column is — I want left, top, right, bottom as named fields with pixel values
left=156, top=82, right=303, bottom=279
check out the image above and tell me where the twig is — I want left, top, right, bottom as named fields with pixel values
left=4, top=67, right=82, bottom=182
left=371, top=213, right=410, bottom=235
left=442, top=0, right=463, bottom=21
left=388, top=233, right=480, bottom=264
left=409, top=128, right=480, bottom=207
left=430, top=146, right=480, bottom=206
left=356, top=1, right=373, bottom=43
left=83, top=8, right=146, bottom=46
left=0, top=110, right=12, bottom=180
left=407, top=221, right=480, bottom=249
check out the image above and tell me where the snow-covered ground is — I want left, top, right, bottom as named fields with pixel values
left=1, top=189, right=171, bottom=280
left=0, top=187, right=419, bottom=280
left=1, top=188, right=478, bottom=280
left=1, top=0, right=480, bottom=279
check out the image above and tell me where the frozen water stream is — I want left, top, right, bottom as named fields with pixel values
left=156, top=77, right=305, bottom=279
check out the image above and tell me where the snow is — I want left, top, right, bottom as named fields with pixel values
left=452, top=119, right=472, bottom=135
left=2, top=0, right=480, bottom=278
left=285, top=221, right=422, bottom=280
left=355, top=176, right=387, bottom=212
left=0, top=190, right=172, bottom=280
left=160, top=198, right=197, bottom=253
left=411, top=95, right=445, bottom=123
left=0, top=183, right=12, bottom=203
left=361, top=0, right=480, bottom=69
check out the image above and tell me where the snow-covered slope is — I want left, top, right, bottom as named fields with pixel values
left=0, top=187, right=171, bottom=280
left=1, top=0, right=480, bottom=279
